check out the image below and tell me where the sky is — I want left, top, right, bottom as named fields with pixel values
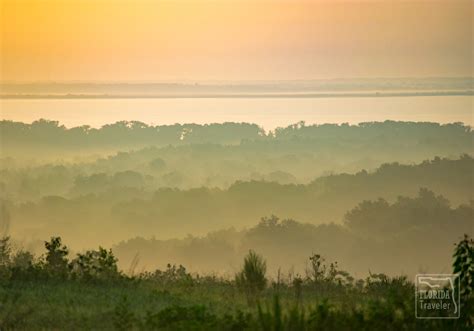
left=1, top=0, right=473, bottom=82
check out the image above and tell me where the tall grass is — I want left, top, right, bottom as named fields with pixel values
left=0, top=234, right=471, bottom=330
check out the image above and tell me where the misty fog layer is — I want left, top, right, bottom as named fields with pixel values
left=1, top=120, right=472, bottom=277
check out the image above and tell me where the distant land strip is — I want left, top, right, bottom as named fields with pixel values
left=1, top=91, right=473, bottom=99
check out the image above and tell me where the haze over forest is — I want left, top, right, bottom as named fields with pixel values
left=1, top=0, right=473, bottom=328
left=1, top=119, right=472, bottom=278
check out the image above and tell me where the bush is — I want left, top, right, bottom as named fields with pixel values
left=0, top=236, right=12, bottom=281
left=11, top=250, right=35, bottom=270
left=453, top=234, right=474, bottom=328
left=453, top=234, right=474, bottom=300
left=145, top=263, right=194, bottom=287
left=306, top=253, right=354, bottom=291
left=70, top=247, right=120, bottom=281
left=44, top=236, right=69, bottom=277
left=236, top=250, right=267, bottom=304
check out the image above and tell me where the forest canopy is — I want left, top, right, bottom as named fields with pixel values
left=1, top=120, right=472, bottom=278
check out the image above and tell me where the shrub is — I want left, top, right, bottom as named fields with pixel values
left=453, top=234, right=474, bottom=300
left=146, top=264, right=194, bottom=287
left=307, top=254, right=326, bottom=283
left=11, top=250, right=35, bottom=270
left=236, top=250, right=267, bottom=304
left=306, top=253, right=353, bottom=288
left=44, top=236, right=69, bottom=277
left=0, top=236, right=11, bottom=266
left=0, top=236, right=12, bottom=281
left=70, top=247, right=119, bottom=281
left=453, top=234, right=474, bottom=328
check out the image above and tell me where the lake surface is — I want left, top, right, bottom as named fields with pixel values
left=1, top=95, right=472, bottom=130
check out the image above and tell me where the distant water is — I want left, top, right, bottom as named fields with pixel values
left=0, top=95, right=472, bottom=130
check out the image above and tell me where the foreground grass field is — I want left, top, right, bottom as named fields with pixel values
left=0, top=236, right=472, bottom=330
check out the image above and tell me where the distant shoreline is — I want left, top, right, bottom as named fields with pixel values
left=1, top=90, right=473, bottom=99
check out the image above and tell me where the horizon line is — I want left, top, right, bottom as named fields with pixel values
left=2, top=90, right=473, bottom=100
left=1, top=76, right=473, bottom=85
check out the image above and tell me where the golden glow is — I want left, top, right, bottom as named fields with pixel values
left=1, top=0, right=472, bottom=81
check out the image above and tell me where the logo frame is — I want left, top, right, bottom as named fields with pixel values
left=415, top=273, right=460, bottom=319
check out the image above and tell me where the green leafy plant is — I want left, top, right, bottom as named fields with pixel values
left=453, top=234, right=474, bottom=328
left=0, top=236, right=12, bottom=281
left=70, top=247, right=119, bottom=281
left=453, top=234, right=474, bottom=299
left=44, top=236, right=69, bottom=277
left=144, top=264, right=194, bottom=290
left=236, top=250, right=267, bottom=304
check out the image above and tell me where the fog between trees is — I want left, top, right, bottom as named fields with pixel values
left=1, top=120, right=472, bottom=277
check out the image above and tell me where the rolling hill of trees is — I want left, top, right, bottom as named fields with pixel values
left=3, top=155, right=472, bottom=251
left=1, top=120, right=471, bottom=157
left=1, top=121, right=472, bottom=199
left=113, top=189, right=473, bottom=277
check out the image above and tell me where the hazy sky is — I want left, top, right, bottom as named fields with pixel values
left=1, top=0, right=473, bottom=82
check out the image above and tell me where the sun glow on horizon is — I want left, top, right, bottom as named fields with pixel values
left=1, top=0, right=472, bottom=82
